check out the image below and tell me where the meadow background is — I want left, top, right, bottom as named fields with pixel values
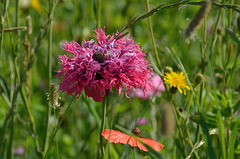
left=0, top=0, right=240, bottom=158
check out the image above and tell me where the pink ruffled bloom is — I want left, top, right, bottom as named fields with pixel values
left=131, top=73, right=165, bottom=100
left=56, top=28, right=152, bottom=102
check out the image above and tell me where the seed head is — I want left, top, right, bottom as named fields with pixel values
left=185, top=0, right=212, bottom=39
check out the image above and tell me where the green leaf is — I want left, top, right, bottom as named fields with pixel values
left=228, top=122, right=239, bottom=159
left=190, top=113, right=217, bottom=128
left=200, top=113, right=217, bottom=159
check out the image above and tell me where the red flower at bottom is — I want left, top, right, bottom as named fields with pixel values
left=101, top=129, right=164, bottom=152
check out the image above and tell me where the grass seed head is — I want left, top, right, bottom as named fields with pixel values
left=185, top=0, right=212, bottom=39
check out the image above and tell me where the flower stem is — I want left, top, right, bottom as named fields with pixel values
left=133, top=147, right=137, bottom=159
left=97, top=0, right=101, bottom=28
left=20, top=89, right=41, bottom=157
left=0, top=0, right=9, bottom=65
left=43, top=96, right=75, bottom=159
left=44, top=0, right=57, bottom=155
left=145, top=0, right=162, bottom=71
left=100, top=95, right=107, bottom=157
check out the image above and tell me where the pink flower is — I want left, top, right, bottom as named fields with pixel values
left=14, top=147, right=25, bottom=155
left=56, top=28, right=152, bottom=102
left=131, top=73, right=165, bottom=100
left=135, top=118, right=147, bottom=125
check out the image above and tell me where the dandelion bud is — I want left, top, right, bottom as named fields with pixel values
left=185, top=0, right=212, bottom=39
left=194, top=73, right=205, bottom=86
left=163, top=66, right=173, bottom=74
left=47, top=83, right=61, bottom=109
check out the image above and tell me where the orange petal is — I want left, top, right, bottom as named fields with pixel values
left=101, top=129, right=164, bottom=152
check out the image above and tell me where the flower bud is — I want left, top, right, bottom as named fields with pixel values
left=217, top=28, right=224, bottom=36
left=132, top=127, right=141, bottom=136
left=170, top=87, right=178, bottom=94
left=194, top=73, right=205, bottom=86
left=163, top=66, right=173, bottom=74
left=215, top=73, right=223, bottom=84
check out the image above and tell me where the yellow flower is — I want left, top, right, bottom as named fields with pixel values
left=31, top=0, right=44, bottom=14
left=164, top=71, right=190, bottom=95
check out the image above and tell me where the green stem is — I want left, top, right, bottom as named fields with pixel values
left=0, top=84, right=21, bottom=154
left=100, top=95, right=107, bottom=157
left=20, top=89, right=41, bottom=157
left=97, top=0, right=101, bottom=28
left=43, top=97, right=75, bottom=159
left=44, top=0, right=54, bottom=155
left=145, top=0, right=161, bottom=71
left=7, top=110, right=14, bottom=159
left=171, top=98, right=187, bottom=157
left=0, top=0, right=9, bottom=65
left=133, top=147, right=137, bottom=159
left=53, top=109, right=60, bottom=159
left=184, top=96, right=200, bottom=159
left=15, top=0, right=20, bottom=54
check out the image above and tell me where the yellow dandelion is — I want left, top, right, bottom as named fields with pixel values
left=164, top=71, right=190, bottom=95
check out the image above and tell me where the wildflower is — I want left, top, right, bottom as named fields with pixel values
left=131, top=73, right=165, bottom=100
left=135, top=118, right=147, bottom=125
left=164, top=71, right=190, bottom=95
left=56, top=28, right=152, bottom=102
left=101, top=129, right=164, bottom=152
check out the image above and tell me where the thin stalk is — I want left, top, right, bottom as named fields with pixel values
left=209, top=6, right=222, bottom=60
left=207, top=16, right=227, bottom=159
left=0, top=84, right=21, bottom=154
left=100, top=95, right=107, bottom=158
left=187, top=1, right=240, bottom=13
left=44, top=0, right=54, bottom=155
left=53, top=109, right=60, bottom=159
left=145, top=0, right=162, bottom=70
left=7, top=111, right=14, bottom=159
left=15, top=0, right=20, bottom=54
left=184, top=93, right=200, bottom=159
left=20, top=89, right=41, bottom=157
left=43, top=97, right=75, bottom=159
left=1, top=26, right=27, bottom=32
left=97, top=0, right=101, bottom=28
left=224, top=0, right=234, bottom=91
left=199, top=18, right=207, bottom=105
left=171, top=98, right=187, bottom=157
left=0, top=0, right=9, bottom=65
left=133, top=148, right=137, bottom=159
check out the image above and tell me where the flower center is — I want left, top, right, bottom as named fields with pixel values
left=93, top=48, right=110, bottom=63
